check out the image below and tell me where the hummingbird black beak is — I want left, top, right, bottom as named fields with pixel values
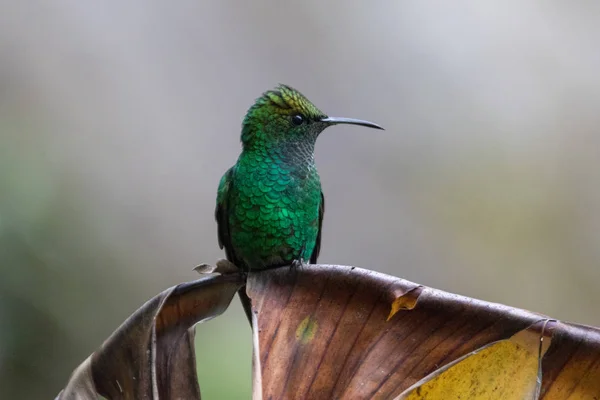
left=320, top=116, right=384, bottom=130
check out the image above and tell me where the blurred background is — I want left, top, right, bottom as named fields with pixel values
left=1, top=2, right=599, bottom=398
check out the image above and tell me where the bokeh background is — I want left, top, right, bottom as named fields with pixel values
left=1, top=2, right=599, bottom=398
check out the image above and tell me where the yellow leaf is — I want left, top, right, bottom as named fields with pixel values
left=396, top=321, right=552, bottom=400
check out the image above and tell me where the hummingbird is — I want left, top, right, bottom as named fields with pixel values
left=215, top=85, right=382, bottom=317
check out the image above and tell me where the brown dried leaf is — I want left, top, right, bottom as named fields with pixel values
left=56, top=263, right=600, bottom=399
left=247, top=265, right=600, bottom=400
left=56, top=272, right=244, bottom=400
left=539, top=322, right=600, bottom=398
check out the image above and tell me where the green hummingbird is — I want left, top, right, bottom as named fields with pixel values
left=215, top=84, right=383, bottom=275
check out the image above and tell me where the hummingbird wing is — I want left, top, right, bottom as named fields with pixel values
left=215, top=167, right=238, bottom=265
left=310, top=191, right=325, bottom=264
left=216, top=167, right=253, bottom=324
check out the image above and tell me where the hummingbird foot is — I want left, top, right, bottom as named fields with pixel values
left=290, top=258, right=307, bottom=269
left=290, top=243, right=309, bottom=270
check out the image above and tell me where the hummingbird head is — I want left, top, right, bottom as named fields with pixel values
left=240, top=84, right=383, bottom=150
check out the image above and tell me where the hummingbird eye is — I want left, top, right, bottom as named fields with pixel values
left=291, top=113, right=305, bottom=126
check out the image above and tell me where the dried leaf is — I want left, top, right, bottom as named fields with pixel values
left=539, top=322, right=600, bottom=398
left=55, top=357, right=97, bottom=400
left=247, top=264, right=600, bottom=400
left=194, top=259, right=239, bottom=275
left=57, top=263, right=600, bottom=399
left=56, top=272, right=244, bottom=399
